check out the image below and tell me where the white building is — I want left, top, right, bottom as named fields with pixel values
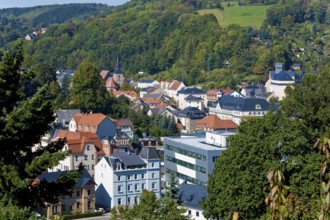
left=265, top=63, right=303, bottom=100
left=177, top=87, right=207, bottom=110
left=164, top=131, right=235, bottom=185
left=136, top=79, right=160, bottom=89
left=95, top=148, right=161, bottom=209
left=208, top=96, right=270, bottom=125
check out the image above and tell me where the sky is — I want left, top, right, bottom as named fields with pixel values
left=0, top=0, right=129, bottom=9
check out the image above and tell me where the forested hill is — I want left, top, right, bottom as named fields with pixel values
left=0, top=4, right=110, bottom=47
left=5, top=0, right=330, bottom=89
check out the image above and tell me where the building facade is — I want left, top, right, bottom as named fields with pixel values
left=95, top=148, right=161, bottom=209
left=164, top=131, right=235, bottom=185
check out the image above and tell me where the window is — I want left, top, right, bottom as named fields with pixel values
left=88, top=189, right=91, bottom=195
left=118, top=185, right=122, bottom=193
left=69, top=205, right=72, bottom=211
left=128, top=185, right=132, bottom=191
left=86, top=145, right=90, bottom=150
left=151, top=162, right=154, bottom=168
left=88, top=201, right=91, bottom=208
left=142, top=183, right=145, bottom=190
left=141, top=174, right=145, bottom=179
left=75, top=156, right=78, bottom=161
left=135, top=184, right=138, bottom=191
left=152, top=173, right=155, bottom=178
left=134, top=197, right=138, bottom=204
left=134, top=174, right=138, bottom=180
left=188, top=210, right=191, bottom=215
left=92, top=154, right=94, bottom=160
left=92, top=164, right=94, bottom=170
left=118, top=198, right=121, bottom=205
left=76, top=190, right=80, bottom=197
left=127, top=197, right=131, bottom=204
left=118, top=176, right=121, bottom=181
left=196, top=211, right=199, bottom=217
left=127, top=175, right=131, bottom=180
left=84, top=125, right=88, bottom=131
left=84, top=155, right=88, bottom=160
left=152, top=182, right=156, bottom=189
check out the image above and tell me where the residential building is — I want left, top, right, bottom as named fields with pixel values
left=136, top=79, right=160, bottom=89
left=195, top=114, right=238, bottom=131
left=183, top=94, right=205, bottom=111
left=69, top=113, right=117, bottom=141
left=49, top=130, right=105, bottom=176
left=265, top=62, right=303, bottom=100
left=176, top=107, right=206, bottom=133
left=114, top=118, right=134, bottom=139
left=164, top=131, right=235, bottom=185
left=179, top=183, right=207, bottom=220
left=177, top=87, right=207, bottom=110
left=105, top=77, right=120, bottom=91
left=112, top=90, right=138, bottom=101
left=208, top=96, right=270, bottom=125
left=160, top=80, right=186, bottom=100
left=55, top=109, right=80, bottom=130
left=34, top=170, right=96, bottom=219
left=240, top=84, right=266, bottom=98
left=95, top=148, right=161, bottom=209
left=113, top=58, right=124, bottom=86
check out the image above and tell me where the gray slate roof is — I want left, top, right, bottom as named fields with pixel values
left=55, top=109, right=80, bottom=127
left=184, top=94, right=203, bottom=101
left=178, top=183, right=206, bottom=209
left=178, top=87, right=206, bottom=95
left=217, top=96, right=270, bottom=111
left=139, top=147, right=160, bottom=160
left=111, top=151, right=146, bottom=167
left=177, top=107, right=205, bottom=119
left=38, top=170, right=93, bottom=188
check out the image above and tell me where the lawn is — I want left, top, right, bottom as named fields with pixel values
left=198, top=3, right=273, bottom=28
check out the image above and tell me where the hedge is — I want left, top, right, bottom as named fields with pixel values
left=60, top=211, right=103, bottom=220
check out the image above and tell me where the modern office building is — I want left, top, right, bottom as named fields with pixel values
left=164, top=131, right=235, bottom=185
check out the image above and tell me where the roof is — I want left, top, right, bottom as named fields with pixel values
left=179, top=183, right=206, bottom=209
left=37, top=170, right=94, bottom=189
left=139, top=147, right=160, bottom=160
left=112, top=90, right=137, bottom=98
left=106, top=77, right=120, bottom=89
left=271, top=70, right=295, bottom=81
left=169, top=81, right=184, bottom=91
left=220, top=88, right=234, bottom=95
left=100, top=70, right=111, bottom=80
left=116, top=118, right=133, bottom=128
left=111, top=151, right=146, bottom=167
left=207, top=89, right=220, bottom=96
left=196, top=115, right=238, bottom=130
left=217, top=96, right=270, bottom=111
left=53, top=130, right=104, bottom=155
left=75, top=113, right=107, bottom=128
left=184, top=94, right=203, bottom=101
left=177, top=107, right=205, bottom=119
left=56, top=109, right=80, bottom=125
left=139, top=79, right=156, bottom=83
left=178, top=87, right=206, bottom=95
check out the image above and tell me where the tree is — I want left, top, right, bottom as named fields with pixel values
left=70, top=61, right=111, bottom=113
left=164, top=170, right=181, bottom=204
left=0, top=44, right=81, bottom=217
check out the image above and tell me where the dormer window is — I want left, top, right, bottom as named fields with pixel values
left=86, top=145, right=90, bottom=150
left=255, top=104, right=261, bottom=110
left=116, top=162, right=122, bottom=170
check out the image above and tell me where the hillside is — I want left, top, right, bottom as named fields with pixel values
left=2, top=0, right=330, bottom=89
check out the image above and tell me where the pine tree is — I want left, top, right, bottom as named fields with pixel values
left=0, top=44, right=81, bottom=215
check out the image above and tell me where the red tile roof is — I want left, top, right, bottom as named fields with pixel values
left=221, top=88, right=234, bottom=95
left=54, top=130, right=104, bottom=155
left=106, top=77, right=119, bottom=90
left=100, top=70, right=110, bottom=80
left=112, top=90, right=137, bottom=98
left=196, top=115, right=238, bottom=130
left=169, top=81, right=183, bottom=91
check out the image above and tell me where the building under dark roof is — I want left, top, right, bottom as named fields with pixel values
left=184, top=94, right=204, bottom=101
left=177, top=107, right=206, bottom=119
left=178, top=87, right=206, bottom=95
left=111, top=151, right=147, bottom=169
left=217, top=96, right=270, bottom=112
left=139, top=147, right=160, bottom=160
left=55, top=109, right=80, bottom=129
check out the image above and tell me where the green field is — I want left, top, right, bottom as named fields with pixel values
left=198, top=3, right=273, bottom=28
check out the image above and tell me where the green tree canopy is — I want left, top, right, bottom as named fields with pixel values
left=0, top=44, right=81, bottom=218
left=70, top=60, right=112, bottom=113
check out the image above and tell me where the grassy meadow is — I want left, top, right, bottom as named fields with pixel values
left=198, top=3, right=273, bottom=28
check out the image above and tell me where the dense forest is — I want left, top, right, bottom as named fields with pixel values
left=1, top=0, right=330, bottom=89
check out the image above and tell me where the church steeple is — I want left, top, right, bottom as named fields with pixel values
left=114, top=56, right=122, bottom=74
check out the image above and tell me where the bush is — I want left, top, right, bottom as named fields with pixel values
left=60, top=211, right=103, bottom=220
